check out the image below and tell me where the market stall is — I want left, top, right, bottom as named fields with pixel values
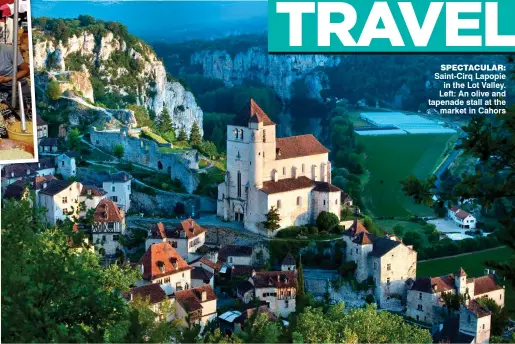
left=0, top=0, right=34, bottom=161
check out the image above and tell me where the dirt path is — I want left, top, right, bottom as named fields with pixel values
left=418, top=246, right=506, bottom=263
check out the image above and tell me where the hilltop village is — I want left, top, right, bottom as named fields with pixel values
left=2, top=99, right=509, bottom=343
left=2, top=16, right=514, bottom=344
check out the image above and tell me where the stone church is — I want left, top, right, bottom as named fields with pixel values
left=217, top=99, right=342, bottom=236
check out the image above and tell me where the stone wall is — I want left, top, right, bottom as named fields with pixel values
left=90, top=127, right=200, bottom=193
left=130, top=190, right=216, bottom=217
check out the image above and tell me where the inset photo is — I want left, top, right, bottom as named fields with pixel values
left=0, top=0, right=36, bottom=163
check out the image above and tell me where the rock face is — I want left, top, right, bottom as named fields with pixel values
left=33, top=30, right=203, bottom=136
left=190, top=47, right=341, bottom=101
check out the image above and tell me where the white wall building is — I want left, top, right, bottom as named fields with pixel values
left=102, top=171, right=132, bottom=212
left=56, top=152, right=78, bottom=179
left=448, top=206, right=477, bottom=229
left=217, top=99, right=342, bottom=236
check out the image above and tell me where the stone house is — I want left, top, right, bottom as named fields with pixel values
left=175, top=285, right=217, bottom=330
left=448, top=206, right=477, bottom=229
left=102, top=171, right=132, bottom=212
left=342, top=220, right=417, bottom=310
left=36, top=115, right=48, bottom=141
left=406, top=268, right=504, bottom=326
left=92, top=199, right=126, bottom=256
left=28, top=157, right=56, bottom=177
left=37, top=180, right=83, bottom=225
left=145, top=218, right=206, bottom=262
left=218, top=243, right=270, bottom=268
left=217, top=99, right=342, bottom=236
left=39, top=137, right=60, bottom=154
left=56, top=152, right=78, bottom=179
left=246, top=269, right=297, bottom=318
left=137, top=242, right=192, bottom=296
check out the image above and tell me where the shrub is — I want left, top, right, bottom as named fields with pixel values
left=308, top=226, right=318, bottom=235
left=316, top=211, right=340, bottom=232
left=338, top=261, right=357, bottom=279
left=365, top=294, right=375, bottom=304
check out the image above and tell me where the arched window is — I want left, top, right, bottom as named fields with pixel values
left=240, top=129, right=244, bottom=140
left=263, top=129, right=267, bottom=142
left=277, top=200, right=281, bottom=209
left=297, top=196, right=302, bottom=206
left=237, top=171, right=242, bottom=198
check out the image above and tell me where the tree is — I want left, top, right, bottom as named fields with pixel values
left=189, top=121, right=202, bottom=147
left=204, top=329, right=243, bottom=343
left=293, top=303, right=432, bottom=343
left=402, top=231, right=425, bottom=251
left=1, top=200, right=143, bottom=342
left=393, top=224, right=405, bottom=237
left=159, top=108, right=172, bottom=133
left=198, top=141, right=218, bottom=159
left=316, top=211, right=339, bottom=232
left=113, top=144, right=124, bottom=159
left=477, top=297, right=509, bottom=336
left=127, top=104, right=153, bottom=128
left=238, top=312, right=281, bottom=343
left=66, top=128, right=81, bottom=151
left=262, top=206, right=281, bottom=232
left=46, top=80, right=62, bottom=101
left=177, top=127, right=188, bottom=142
left=441, top=292, right=466, bottom=315
left=297, top=255, right=305, bottom=297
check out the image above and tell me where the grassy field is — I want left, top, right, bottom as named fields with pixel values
left=375, top=219, right=427, bottom=234
left=418, top=247, right=514, bottom=316
left=358, top=134, right=456, bottom=217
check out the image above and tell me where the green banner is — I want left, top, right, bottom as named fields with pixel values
left=268, top=0, right=515, bottom=52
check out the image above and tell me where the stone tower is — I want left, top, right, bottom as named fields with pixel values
left=455, top=267, right=468, bottom=295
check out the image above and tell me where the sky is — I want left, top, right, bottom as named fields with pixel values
left=31, top=0, right=268, bottom=42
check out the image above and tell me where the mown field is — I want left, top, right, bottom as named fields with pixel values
left=358, top=134, right=456, bottom=217
left=418, top=247, right=514, bottom=316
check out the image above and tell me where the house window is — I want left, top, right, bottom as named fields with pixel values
left=62, top=197, right=68, bottom=204
left=164, top=277, right=170, bottom=283
left=417, top=304, right=423, bottom=311
left=112, top=196, right=118, bottom=202
left=297, top=196, right=302, bottom=206
left=61, top=161, right=65, bottom=166
left=113, top=235, right=119, bottom=241
left=171, top=241, right=177, bottom=248
left=419, top=293, right=422, bottom=300
left=416, top=315, right=419, bottom=321
left=355, top=248, right=358, bottom=254
left=468, top=314, right=471, bottom=322
left=127, top=184, right=130, bottom=190
left=282, top=167, right=286, bottom=175
left=229, top=257, right=233, bottom=263
left=234, top=129, right=238, bottom=139
left=237, top=171, right=242, bottom=198
left=482, top=324, right=485, bottom=330
left=373, top=262, right=377, bottom=270
left=176, top=282, right=183, bottom=291
left=263, top=129, right=266, bottom=142
left=112, top=186, right=116, bottom=192
left=387, top=278, right=390, bottom=285
left=63, top=208, right=68, bottom=214
left=277, top=200, right=281, bottom=209
left=240, top=129, right=244, bottom=140
left=302, top=164, right=305, bottom=173
left=323, top=200, right=326, bottom=205
left=335, top=199, right=338, bottom=205
left=500, top=294, right=502, bottom=300
left=285, top=300, right=289, bottom=308
left=387, top=264, right=391, bottom=271
left=102, top=235, right=106, bottom=241
left=108, top=223, right=115, bottom=229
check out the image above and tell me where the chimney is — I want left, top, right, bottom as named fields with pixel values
left=484, top=269, right=490, bottom=276
left=201, top=291, right=207, bottom=302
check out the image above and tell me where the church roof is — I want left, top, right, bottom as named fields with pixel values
left=276, top=134, right=330, bottom=160
left=232, top=99, right=275, bottom=126
left=260, top=176, right=315, bottom=194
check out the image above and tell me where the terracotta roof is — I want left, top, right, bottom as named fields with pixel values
left=231, top=265, right=258, bottom=279
left=456, top=209, right=472, bottom=220
left=1, top=163, right=36, bottom=179
left=456, top=267, right=467, bottom=277
left=276, top=134, right=330, bottom=160
left=234, top=306, right=278, bottom=325
left=232, top=99, right=275, bottom=126
left=344, top=220, right=370, bottom=237
left=352, top=232, right=375, bottom=245
left=466, top=300, right=491, bottom=318
left=251, top=270, right=297, bottom=289
left=281, top=253, right=296, bottom=266
left=36, top=114, right=47, bottom=126
left=450, top=206, right=459, bottom=212
left=219, top=245, right=253, bottom=261
left=200, top=257, right=221, bottom=272
left=260, top=176, right=315, bottom=194
left=129, top=283, right=166, bottom=304
left=175, top=285, right=217, bottom=312
left=139, top=242, right=191, bottom=280
left=473, top=275, right=503, bottom=296
left=177, top=218, right=206, bottom=239
left=93, top=199, right=124, bottom=223
left=151, top=222, right=168, bottom=239
left=81, top=185, right=107, bottom=197
left=39, top=180, right=75, bottom=196
left=371, top=237, right=402, bottom=257
left=410, top=274, right=456, bottom=294
left=314, top=181, right=341, bottom=193
left=28, top=157, right=55, bottom=171
left=191, top=266, right=214, bottom=282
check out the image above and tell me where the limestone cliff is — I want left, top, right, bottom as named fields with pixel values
left=190, top=46, right=340, bottom=101
left=33, top=30, right=203, bottom=135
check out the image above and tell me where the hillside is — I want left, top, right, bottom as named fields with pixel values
left=32, top=16, right=203, bottom=135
